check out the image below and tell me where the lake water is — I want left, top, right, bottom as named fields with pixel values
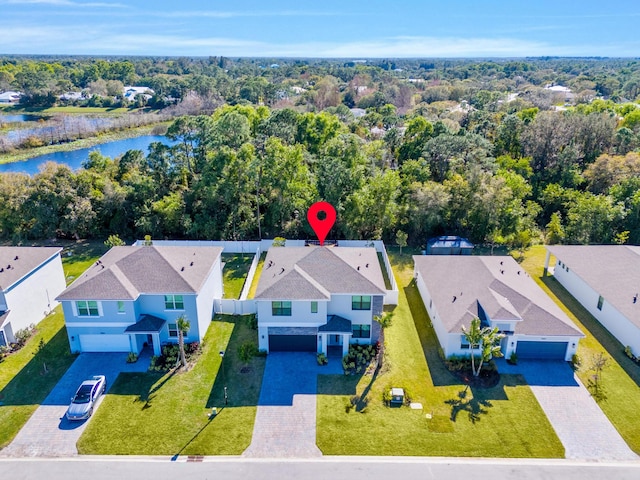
left=0, top=114, right=43, bottom=123
left=0, top=135, right=175, bottom=175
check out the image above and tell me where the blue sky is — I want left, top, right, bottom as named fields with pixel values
left=1, top=0, right=639, bottom=57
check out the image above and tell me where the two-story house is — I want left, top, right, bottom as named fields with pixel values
left=57, top=245, right=223, bottom=355
left=0, top=246, right=66, bottom=347
left=254, top=246, right=387, bottom=356
left=414, top=255, right=584, bottom=361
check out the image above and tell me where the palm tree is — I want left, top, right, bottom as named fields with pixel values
left=461, top=317, right=504, bottom=377
left=176, top=315, right=191, bottom=368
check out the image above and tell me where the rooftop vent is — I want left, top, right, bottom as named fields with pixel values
left=14, top=255, right=18, bottom=261
left=357, top=266, right=360, bottom=271
left=365, top=263, right=369, bottom=268
left=181, top=267, right=185, bottom=272
left=190, top=261, right=194, bottom=266
left=452, top=295, right=457, bottom=303
left=7, top=265, right=10, bottom=269
left=634, top=294, right=638, bottom=304
left=500, top=270, right=504, bottom=275
left=0, top=268, right=3, bottom=273
left=279, top=267, right=285, bottom=275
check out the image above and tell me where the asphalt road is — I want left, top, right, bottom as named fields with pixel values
left=1, top=457, right=639, bottom=480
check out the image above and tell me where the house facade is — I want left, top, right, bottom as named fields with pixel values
left=546, top=245, right=640, bottom=357
left=0, top=247, right=66, bottom=347
left=57, top=245, right=223, bottom=355
left=254, top=246, right=387, bottom=356
left=414, top=255, right=583, bottom=361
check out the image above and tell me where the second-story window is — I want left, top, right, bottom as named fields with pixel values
left=311, top=301, right=318, bottom=313
left=77, top=300, right=99, bottom=317
left=352, top=295, right=371, bottom=310
left=117, top=301, right=125, bottom=314
left=272, top=301, right=292, bottom=316
left=165, top=295, right=184, bottom=310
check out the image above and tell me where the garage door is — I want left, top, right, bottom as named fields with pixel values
left=516, top=341, right=567, bottom=359
left=79, top=334, right=130, bottom=352
left=269, top=335, right=316, bottom=352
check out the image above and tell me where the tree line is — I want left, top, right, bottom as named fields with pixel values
left=1, top=100, right=639, bottom=247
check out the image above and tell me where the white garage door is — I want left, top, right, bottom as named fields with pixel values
left=79, top=334, right=130, bottom=352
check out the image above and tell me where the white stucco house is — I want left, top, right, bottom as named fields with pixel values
left=254, top=246, right=387, bottom=356
left=57, top=245, right=223, bottom=355
left=414, top=255, right=584, bottom=361
left=0, top=247, right=66, bottom=347
left=546, top=245, right=640, bottom=357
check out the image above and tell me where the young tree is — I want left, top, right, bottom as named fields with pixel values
left=176, top=315, right=191, bottom=368
left=461, top=317, right=504, bottom=377
left=104, top=234, right=126, bottom=248
left=396, top=230, right=408, bottom=254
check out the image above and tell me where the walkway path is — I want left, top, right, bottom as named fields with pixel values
left=499, top=359, right=638, bottom=461
left=243, top=352, right=342, bottom=458
left=1, top=351, right=150, bottom=457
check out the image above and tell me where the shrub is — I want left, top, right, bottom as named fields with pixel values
left=245, top=315, right=258, bottom=330
left=342, top=344, right=379, bottom=374
left=623, top=345, right=639, bottom=364
left=126, top=352, right=138, bottom=363
left=238, top=341, right=258, bottom=363
left=508, top=352, right=518, bottom=365
left=571, top=353, right=582, bottom=370
left=14, top=324, right=36, bottom=347
left=317, top=353, right=328, bottom=365
left=382, top=388, right=391, bottom=406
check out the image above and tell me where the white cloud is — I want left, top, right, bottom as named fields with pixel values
left=0, top=26, right=638, bottom=57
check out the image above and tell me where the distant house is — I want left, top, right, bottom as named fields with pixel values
left=123, top=86, right=154, bottom=102
left=0, top=247, right=66, bottom=347
left=426, top=236, right=474, bottom=255
left=546, top=245, right=640, bottom=357
left=0, top=91, right=22, bottom=103
left=254, top=246, right=387, bottom=356
left=414, top=255, right=583, bottom=361
left=57, top=245, right=222, bottom=355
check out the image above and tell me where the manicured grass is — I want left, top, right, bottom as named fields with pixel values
left=222, top=253, right=254, bottom=299
left=316, top=251, right=563, bottom=458
left=246, top=252, right=266, bottom=299
left=520, top=245, right=640, bottom=454
left=0, top=308, right=76, bottom=449
left=77, top=314, right=265, bottom=455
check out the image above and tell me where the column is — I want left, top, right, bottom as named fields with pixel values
left=342, top=334, right=349, bottom=357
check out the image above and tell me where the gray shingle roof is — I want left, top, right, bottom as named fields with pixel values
left=318, top=315, right=353, bottom=333
left=124, top=314, right=166, bottom=333
left=547, top=245, right=640, bottom=329
left=413, top=255, right=583, bottom=337
left=255, top=246, right=386, bottom=300
left=0, top=247, right=62, bottom=292
left=57, top=245, right=222, bottom=301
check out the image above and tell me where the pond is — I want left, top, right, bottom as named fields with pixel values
left=0, top=114, right=44, bottom=123
left=0, top=135, right=176, bottom=175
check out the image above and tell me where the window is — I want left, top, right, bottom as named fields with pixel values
left=76, top=300, right=99, bottom=317
left=460, top=336, right=470, bottom=349
left=311, top=301, right=318, bottom=314
left=168, top=323, right=178, bottom=337
left=117, top=301, right=125, bottom=314
left=164, top=295, right=184, bottom=310
left=352, top=295, right=371, bottom=310
left=597, top=295, right=604, bottom=311
left=352, top=324, right=371, bottom=339
left=272, top=301, right=292, bottom=316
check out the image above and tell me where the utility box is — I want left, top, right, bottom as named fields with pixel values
left=390, top=388, right=405, bottom=407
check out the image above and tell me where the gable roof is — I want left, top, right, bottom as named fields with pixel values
left=57, top=245, right=222, bottom=301
left=255, top=246, right=386, bottom=300
left=0, top=247, right=62, bottom=292
left=547, top=245, right=640, bottom=329
left=413, top=255, right=583, bottom=337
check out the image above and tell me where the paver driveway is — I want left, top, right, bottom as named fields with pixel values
left=499, top=359, right=638, bottom=461
left=0, top=351, right=150, bottom=457
left=243, top=352, right=342, bottom=458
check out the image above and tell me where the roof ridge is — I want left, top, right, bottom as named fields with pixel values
left=324, top=248, right=387, bottom=294
left=293, top=264, right=331, bottom=297
left=110, top=263, right=140, bottom=299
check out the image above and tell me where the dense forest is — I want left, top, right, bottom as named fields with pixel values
left=1, top=56, right=640, bottom=247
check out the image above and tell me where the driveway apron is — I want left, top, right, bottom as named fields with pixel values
left=0, top=351, right=150, bottom=457
left=243, top=352, right=342, bottom=458
left=499, top=359, right=638, bottom=461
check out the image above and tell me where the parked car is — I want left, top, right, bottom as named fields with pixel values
left=65, top=375, right=107, bottom=421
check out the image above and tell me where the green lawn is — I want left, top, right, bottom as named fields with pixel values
left=316, top=250, right=564, bottom=458
left=222, top=253, right=254, bottom=299
left=61, top=240, right=108, bottom=285
left=246, top=252, right=266, bottom=299
left=520, top=245, right=640, bottom=454
left=77, top=314, right=265, bottom=455
left=0, top=308, right=76, bottom=449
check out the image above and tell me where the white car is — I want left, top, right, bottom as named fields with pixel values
left=66, top=375, right=107, bottom=421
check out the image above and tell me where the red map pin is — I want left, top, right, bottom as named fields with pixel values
left=307, top=201, right=336, bottom=246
